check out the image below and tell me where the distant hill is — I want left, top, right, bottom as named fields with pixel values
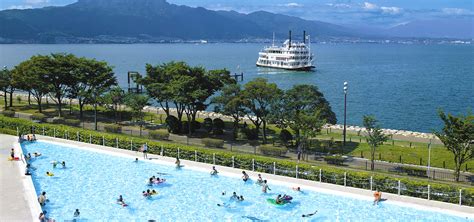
left=0, top=0, right=357, bottom=43
left=387, top=19, right=474, bottom=39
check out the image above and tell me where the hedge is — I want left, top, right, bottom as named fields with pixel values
left=30, top=113, right=46, bottom=122
left=149, top=129, right=170, bottom=140
left=324, top=155, right=345, bottom=165
left=259, top=144, right=288, bottom=157
left=1, top=110, right=15, bottom=117
left=0, top=115, right=472, bottom=206
left=202, top=138, right=224, bottom=148
left=104, top=124, right=122, bottom=133
left=65, top=119, right=81, bottom=127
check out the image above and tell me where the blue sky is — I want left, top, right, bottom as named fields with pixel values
left=1, top=0, right=473, bottom=27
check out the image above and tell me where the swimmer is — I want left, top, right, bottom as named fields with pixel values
left=302, top=210, right=318, bottom=217
left=134, top=158, right=139, bottom=162
left=51, top=161, right=58, bottom=168
left=151, top=190, right=158, bottom=195
left=61, top=161, right=66, bottom=168
left=117, top=195, right=126, bottom=206
left=142, top=191, right=148, bottom=197
left=292, top=187, right=301, bottom=192
left=74, top=209, right=80, bottom=217
left=373, top=190, right=382, bottom=205
left=148, top=178, right=154, bottom=186
left=221, top=191, right=226, bottom=196
left=256, top=174, right=263, bottom=185
left=38, top=192, right=47, bottom=206
left=238, top=195, right=244, bottom=202
left=34, top=152, right=42, bottom=157
left=39, top=212, right=47, bottom=222
left=231, top=192, right=238, bottom=200
left=25, top=153, right=31, bottom=161
left=275, top=194, right=283, bottom=204
left=175, top=157, right=181, bottom=168
left=25, top=164, right=31, bottom=175
left=46, top=171, right=54, bottom=176
left=242, top=171, right=249, bottom=182
left=210, top=166, right=218, bottom=175
left=262, top=180, right=271, bottom=193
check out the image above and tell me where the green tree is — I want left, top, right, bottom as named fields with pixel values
left=242, top=78, right=282, bottom=143
left=125, top=93, right=150, bottom=136
left=212, top=83, right=246, bottom=139
left=71, top=57, right=117, bottom=120
left=434, top=110, right=474, bottom=182
left=142, top=62, right=176, bottom=117
left=0, top=67, right=12, bottom=110
left=363, top=115, right=389, bottom=171
left=44, top=53, right=79, bottom=117
left=273, top=84, right=336, bottom=154
left=11, top=56, right=50, bottom=113
left=103, top=86, right=125, bottom=123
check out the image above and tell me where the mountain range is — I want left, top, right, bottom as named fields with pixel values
left=0, top=0, right=471, bottom=43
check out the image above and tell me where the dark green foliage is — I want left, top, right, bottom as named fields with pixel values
left=30, top=113, right=46, bottom=122
left=0, top=115, right=472, bottom=206
left=149, top=129, right=170, bottom=140
left=165, top=115, right=180, bottom=134
left=202, top=138, right=224, bottom=148
left=64, top=119, right=80, bottom=127
left=1, top=110, right=15, bottom=117
left=203, top=118, right=213, bottom=133
left=51, top=117, right=65, bottom=124
left=259, top=145, right=287, bottom=157
left=324, top=155, right=345, bottom=165
left=104, top=124, right=122, bottom=133
left=363, top=115, right=389, bottom=171
left=279, top=129, right=293, bottom=147
left=212, top=118, right=225, bottom=135
left=239, top=128, right=259, bottom=140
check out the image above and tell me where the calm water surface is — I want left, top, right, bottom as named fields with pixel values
left=1, top=43, right=473, bottom=132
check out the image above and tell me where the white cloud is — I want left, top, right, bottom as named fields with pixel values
left=381, top=6, right=402, bottom=15
left=326, top=3, right=351, bottom=9
left=283, top=3, right=303, bottom=8
left=8, top=5, right=33, bottom=9
left=442, top=8, right=472, bottom=16
left=25, top=0, right=49, bottom=4
left=363, top=2, right=377, bottom=10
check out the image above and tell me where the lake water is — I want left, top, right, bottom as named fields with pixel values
left=1, top=43, right=473, bottom=132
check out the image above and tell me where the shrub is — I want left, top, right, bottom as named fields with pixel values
left=1, top=110, right=15, bottom=117
left=212, top=118, right=225, bottom=135
left=16, top=95, right=22, bottom=103
left=396, top=166, right=428, bottom=177
left=165, top=115, right=180, bottom=134
left=259, top=145, right=288, bottom=157
left=324, top=155, right=345, bottom=165
left=239, top=128, right=259, bottom=140
left=203, top=118, right=213, bottom=133
left=104, top=124, right=122, bottom=133
left=279, top=129, right=293, bottom=147
left=51, top=117, right=65, bottom=124
left=30, top=113, right=46, bottom=122
left=65, top=119, right=81, bottom=127
left=202, top=138, right=224, bottom=148
left=149, top=129, right=170, bottom=140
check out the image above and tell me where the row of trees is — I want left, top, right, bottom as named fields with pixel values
left=140, top=62, right=337, bottom=152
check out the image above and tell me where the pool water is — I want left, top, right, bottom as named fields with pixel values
left=22, top=141, right=471, bottom=221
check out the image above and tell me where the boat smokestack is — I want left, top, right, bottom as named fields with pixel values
left=303, top=30, right=306, bottom=44
left=289, top=30, right=292, bottom=48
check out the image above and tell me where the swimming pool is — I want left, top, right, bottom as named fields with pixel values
left=22, top=141, right=471, bottom=221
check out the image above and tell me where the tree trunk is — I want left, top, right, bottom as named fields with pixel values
left=94, top=103, right=98, bottom=131
left=3, top=91, right=7, bottom=110
left=37, top=97, right=43, bottom=113
left=79, top=102, right=84, bottom=120
left=69, top=99, right=72, bottom=115
left=370, top=146, right=375, bottom=171
left=233, top=117, right=239, bottom=140
left=454, top=156, right=460, bottom=182
left=28, top=92, right=31, bottom=105
left=262, top=120, right=267, bottom=144
left=57, top=95, right=62, bottom=117
left=9, top=90, right=13, bottom=107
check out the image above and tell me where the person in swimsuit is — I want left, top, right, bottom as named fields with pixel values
left=256, top=174, right=263, bottom=185
left=373, top=190, right=382, bottom=205
left=175, top=157, right=181, bottom=168
left=210, top=166, right=218, bottom=175
left=61, top=161, right=66, bottom=168
left=230, top=192, right=238, bottom=200
left=262, top=180, right=271, bottom=193
left=302, top=210, right=318, bottom=217
left=38, top=192, right=47, bottom=206
left=242, top=171, right=249, bottom=182
left=74, top=209, right=80, bottom=217
left=10, top=148, right=14, bottom=159
left=292, top=187, right=301, bottom=192
left=117, top=195, right=126, bottom=206
left=275, top=194, right=283, bottom=204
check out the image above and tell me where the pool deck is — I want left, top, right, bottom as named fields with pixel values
left=1, top=134, right=473, bottom=220
left=0, top=134, right=42, bottom=221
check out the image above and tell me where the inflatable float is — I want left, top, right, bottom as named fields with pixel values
left=266, top=198, right=290, bottom=206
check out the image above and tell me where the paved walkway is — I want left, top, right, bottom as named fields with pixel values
left=0, top=134, right=41, bottom=221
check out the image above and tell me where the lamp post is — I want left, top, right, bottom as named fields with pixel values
left=427, top=139, right=432, bottom=179
left=343, top=82, right=348, bottom=146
